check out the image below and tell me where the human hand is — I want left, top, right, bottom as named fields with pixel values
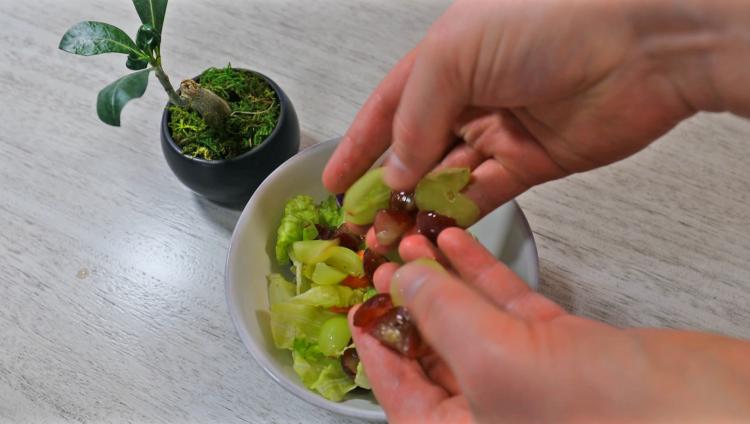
left=349, top=228, right=750, bottom=423
left=324, top=0, right=750, bottom=217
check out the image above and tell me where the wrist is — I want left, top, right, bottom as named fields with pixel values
left=626, top=0, right=750, bottom=116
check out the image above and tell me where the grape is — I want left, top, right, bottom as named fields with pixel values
left=315, top=224, right=335, bottom=241
left=353, top=294, right=426, bottom=359
left=292, top=239, right=339, bottom=264
left=318, top=316, right=352, bottom=356
left=340, top=347, right=360, bottom=378
left=353, top=293, right=393, bottom=327
left=325, top=246, right=364, bottom=277
left=343, top=168, right=391, bottom=225
left=390, top=191, right=417, bottom=213
left=416, top=211, right=457, bottom=244
left=363, top=248, right=388, bottom=281
left=373, top=209, right=414, bottom=247
left=332, top=227, right=362, bottom=251
left=369, top=306, right=425, bottom=359
left=414, top=168, right=480, bottom=227
left=311, top=262, right=348, bottom=285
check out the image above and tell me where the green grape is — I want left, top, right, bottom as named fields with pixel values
left=312, top=262, right=348, bottom=285
left=292, top=239, right=339, bottom=264
left=318, top=316, right=352, bottom=356
left=343, top=168, right=391, bottom=225
left=414, top=167, right=480, bottom=227
left=325, top=246, right=364, bottom=277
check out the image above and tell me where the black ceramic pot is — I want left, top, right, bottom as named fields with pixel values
left=161, top=69, right=300, bottom=205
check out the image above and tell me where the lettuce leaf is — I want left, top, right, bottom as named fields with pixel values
left=275, top=195, right=320, bottom=265
left=267, top=273, right=296, bottom=305
left=269, top=302, right=335, bottom=349
left=354, top=361, right=371, bottom=390
left=292, top=338, right=356, bottom=401
left=319, top=195, right=344, bottom=228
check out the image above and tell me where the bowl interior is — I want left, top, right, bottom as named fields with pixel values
left=226, top=139, right=539, bottom=421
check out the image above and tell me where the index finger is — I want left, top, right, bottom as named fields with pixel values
left=322, top=49, right=418, bottom=194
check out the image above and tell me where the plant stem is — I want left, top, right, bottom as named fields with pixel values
left=153, top=60, right=185, bottom=107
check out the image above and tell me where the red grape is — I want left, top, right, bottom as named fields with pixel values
left=373, top=209, right=414, bottom=247
left=353, top=293, right=393, bottom=327
left=340, top=347, right=360, bottom=378
left=390, top=191, right=417, bottom=213
left=416, top=211, right=457, bottom=244
left=368, top=306, right=425, bottom=359
left=363, top=248, right=388, bottom=281
left=332, top=226, right=362, bottom=251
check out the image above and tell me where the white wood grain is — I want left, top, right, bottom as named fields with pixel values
left=0, top=0, right=749, bottom=422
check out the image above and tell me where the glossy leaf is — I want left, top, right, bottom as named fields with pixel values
left=132, top=0, right=168, bottom=34
left=59, top=21, right=139, bottom=56
left=96, top=70, right=150, bottom=126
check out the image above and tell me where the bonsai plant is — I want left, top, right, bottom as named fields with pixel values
left=59, top=0, right=300, bottom=204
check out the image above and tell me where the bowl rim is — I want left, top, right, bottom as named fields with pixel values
left=224, top=138, right=539, bottom=421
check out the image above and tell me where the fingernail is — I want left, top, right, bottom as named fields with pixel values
left=390, top=260, right=446, bottom=306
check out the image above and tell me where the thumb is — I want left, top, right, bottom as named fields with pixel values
left=390, top=262, right=531, bottom=382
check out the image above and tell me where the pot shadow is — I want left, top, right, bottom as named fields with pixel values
left=192, top=194, right=244, bottom=236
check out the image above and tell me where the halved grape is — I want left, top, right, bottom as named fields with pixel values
left=311, top=262, right=348, bottom=285
left=325, top=246, right=364, bottom=277
left=343, top=168, right=391, bottom=225
left=416, top=211, right=457, bottom=244
left=318, top=316, right=352, bottom=356
left=373, top=209, right=414, bottom=247
left=414, top=167, right=480, bottom=227
left=332, top=226, right=363, bottom=251
left=292, top=239, right=339, bottom=264
left=353, top=293, right=393, bottom=328
left=340, top=348, right=360, bottom=378
left=369, top=306, right=425, bottom=359
left=363, top=248, right=388, bottom=281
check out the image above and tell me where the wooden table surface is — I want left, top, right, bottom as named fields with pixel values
left=1, top=0, right=749, bottom=422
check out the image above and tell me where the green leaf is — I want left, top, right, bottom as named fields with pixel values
left=59, top=21, right=140, bottom=56
left=132, top=0, right=168, bottom=34
left=96, top=70, right=150, bottom=126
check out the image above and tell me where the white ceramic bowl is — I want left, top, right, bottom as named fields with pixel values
left=225, top=139, right=540, bottom=421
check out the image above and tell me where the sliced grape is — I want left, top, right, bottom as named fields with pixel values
left=353, top=293, right=394, bottom=328
left=369, top=306, right=425, bottom=359
left=414, top=167, right=480, bottom=227
left=373, top=209, right=414, bottom=247
left=325, top=246, right=364, bottom=277
left=318, top=316, right=352, bottom=356
left=292, top=239, right=339, bottom=264
left=332, top=226, right=363, bottom=251
left=343, top=168, right=391, bottom=225
left=340, top=348, right=360, bottom=378
left=311, top=262, right=348, bottom=285
left=363, top=248, right=388, bottom=281
left=390, top=191, right=417, bottom=213
left=416, top=211, right=457, bottom=244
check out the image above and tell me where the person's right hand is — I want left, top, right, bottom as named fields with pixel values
left=324, top=0, right=749, bottom=215
left=349, top=228, right=750, bottom=423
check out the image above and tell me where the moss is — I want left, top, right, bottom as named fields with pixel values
left=168, top=64, right=280, bottom=160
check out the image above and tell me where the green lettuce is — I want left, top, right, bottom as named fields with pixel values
left=319, top=195, right=344, bottom=228
left=269, top=302, right=335, bottom=349
left=275, top=195, right=320, bottom=265
left=267, top=273, right=296, bottom=305
left=292, top=338, right=357, bottom=401
left=354, top=361, right=371, bottom=390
